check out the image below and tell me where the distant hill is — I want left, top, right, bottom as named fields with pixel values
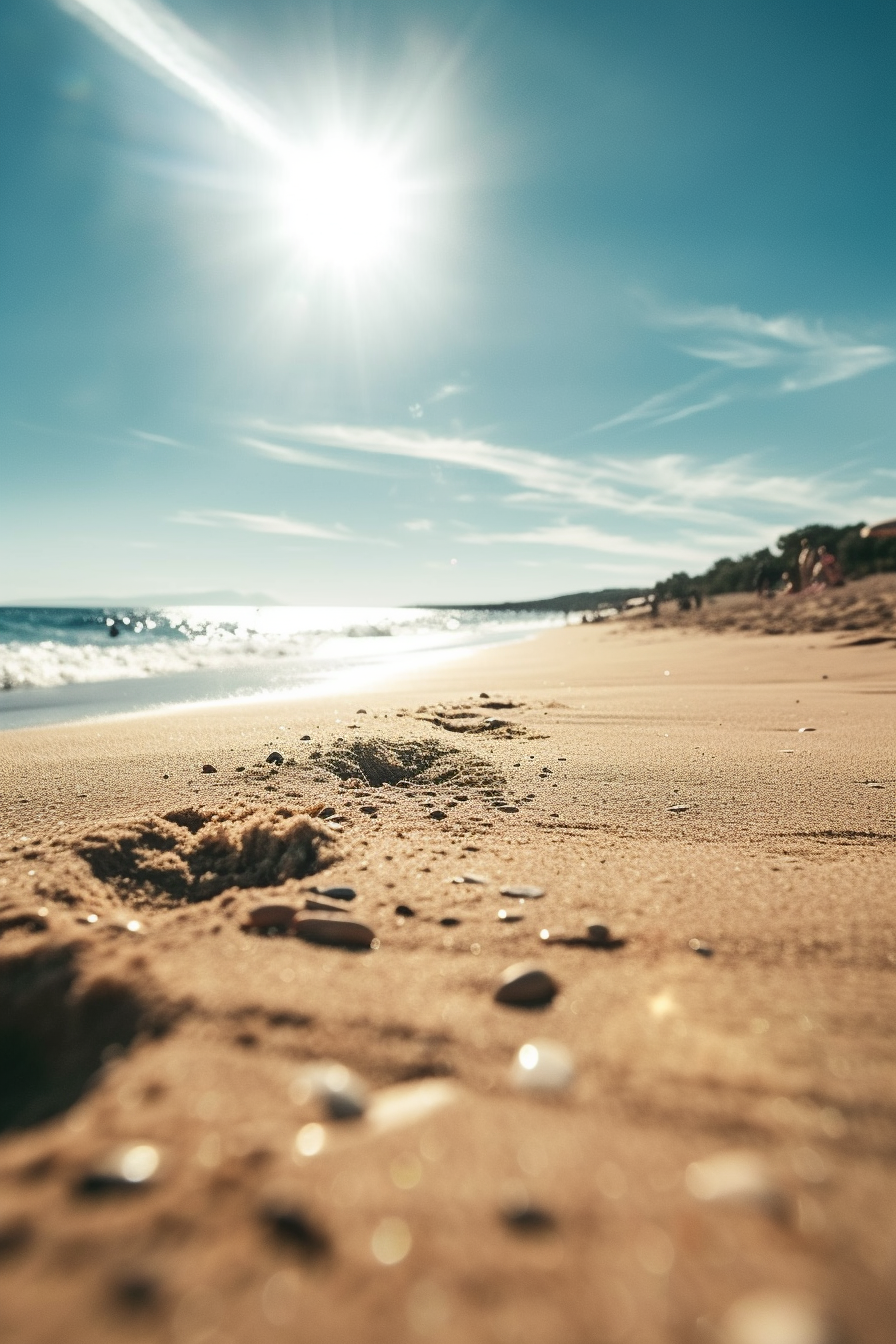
left=437, top=587, right=646, bottom=613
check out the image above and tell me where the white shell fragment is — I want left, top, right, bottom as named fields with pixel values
left=495, top=962, right=558, bottom=1006
left=367, top=1079, right=457, bottom=1134
left=290, top=1062, right=367, bottom=1119
left=511, top=1040, right=574, bottom=1092
left=83, top=1143, right=161, bottom=1190
left=293, top=916, right=376, bottom=949
left=686, top=1150, right=784, bottom=1216
left=720, top=1292, right=831, bottom=1344
left=499, top=886, right=545, bottom=900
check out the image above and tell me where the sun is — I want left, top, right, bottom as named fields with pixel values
left=282, top=136, right=406, bottom=273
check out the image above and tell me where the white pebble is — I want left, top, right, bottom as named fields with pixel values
left=512, top=1040, right=574, bottom=1092
left=721, top=1292, right=830, bottom=1344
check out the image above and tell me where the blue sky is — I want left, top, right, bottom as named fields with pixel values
left=1, top=0, right=894, bottom=604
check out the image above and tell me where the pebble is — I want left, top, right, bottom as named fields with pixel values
left=497, top=805, right=519, bottom=813
left=293, top=916, right=376, bottom=949
left=501, top=1200, right=556, bottom=1232
left=439, top=916, right=461, bottom=927
left=497, top=910, right=524, bottom=922
left=367, top=1078, right=457, bottom=1133
left=201, top=764, right=217, bottom=774
left=290, top=1062, right=367, bottom=1119
left=304, top=898, right=349, bottom=913
left=587, top=921, right=611, bottom=944
left=312, top=885, right=357, bottom=902
left=260, top=1199, right=329, bottom=1258
left=243, top=904, right=299, bottom=930
left=668, top=804, right=689, bottom=813
left=720, top=1292, right=830, bottom=1344
left=395, top=904, right=415, bottom=917
left=511, top=1040, right=574, bottom=1092
left=318, top=808, right=336, bottom=818
left=798, top=727, right=816, bottom=733
left=686, top=1150, right=784, bottom=1216
left=360, top=805, right=378, bottom=815
left=689, top=938, right=713, bottom=957
left=80, top=1143, right=161, bottom=1192
left=452, top=873, right=488, bottom=885
left=428, top=809, right=447, bottom=820
left=499, top=885, right=544, bottom=900
left=300, top=734, right=311, bottom=741
left=495, top=962, right=558, bottom=1006
left=267, top=751, right=284, bottom=765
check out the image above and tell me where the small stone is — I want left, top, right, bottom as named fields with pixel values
left=201, top=764, right=217, bottom=774
left=312, top=885, right=356, bottom=902
left=720, top=1292, right=830, bottom=1344
left=501, top=1201, right=556, bottom=1232
left=300, top=734, right=311, bottom=741
left=360, top=805, right=378, bottom=815
left=587, top=921, right=611, bottom=944
left=499, top=885, right=544, bottom=900
left=497, top=909, right=523, bottom=922
left=497, top=805, right=519, bottom=813
left=495, top=962, right=558, bottom=1006
left=243, top=904, right=299, bottom=930
left=511, top=1039, right=574, bottom=1091
left=668, top=804, right=689, bottom=813
left=267, top=751, right=284, bottom=765
left=439, top=916, right=461, bottom=927
left=80, top=1143, right=161, bottom=1192
left=688, top=938, right=713, bottom=957
left=289, top=1062, right=367, bottom=1119
left=685, top=1150, right=785, bottom=1217
left=319, top=807, right=336, bottom=818
left=461, top=873, right=489, bottom=884
left=395, top=904, right=415, bottom=917
left=304, top=898, right=349, bottom=913
left=260, top=1199, right=329, bottom=1258
left=428, top=809, right=447, bottom=820
left=797, top=727, right=816, bottom=733
left=293, top=916, right=376, bottom=949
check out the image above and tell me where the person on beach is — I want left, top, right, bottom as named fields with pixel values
left=754, top=558, right=773, bottom=598
left=797, top=538, right=815, bottom=591
left=779, top=570, right=796, bottom=595
left=814, top=544, right=844, bottom=587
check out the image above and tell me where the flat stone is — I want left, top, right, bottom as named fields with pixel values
left=293, top=916, right=376, bottom=949
left=201, top=764, right=217, bottom=774
left=266, top=751, right=284, bottom=765
left=511, top=1039, right=574, bottom=1091
left=495, top=962, right=558, bottom=1006
left=304, top=898, right=349, bottom=913
left=720, top=1292, right=830, bottom=1344
left=311, top=885, right=356, bottom=902
left=499, top=885, right=545, bottom=900
left=497, top=909, right=524, bottom=922
left=242, top=904, right=299, bottom=930
left=686, top=1150, right=785, bottom=1217
left=668, top=804, right=690, bottom=813
left=80, top=1143, right=161, bottom=1192
left=501, top=1201, right=556, bottom=1232
left=290, top=1062, right=367, bottom=1119
left=587, top=921, right=611, bottom=944
left=439, top=916, right=461, bottom=927
left=395, top=904, right=415, bottom=917
left=428, top=809, right=447, bottom=820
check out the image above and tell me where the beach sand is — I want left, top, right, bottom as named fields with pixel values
left=1, top=615, right=895, bottom=1343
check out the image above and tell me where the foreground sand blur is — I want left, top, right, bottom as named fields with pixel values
left=0, top=616, right=894, bottom=1344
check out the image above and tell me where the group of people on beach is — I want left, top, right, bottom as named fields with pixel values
left=756, top=537, right=844, bottom=598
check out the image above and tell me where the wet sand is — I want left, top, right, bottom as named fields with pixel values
left=1, top=619, right=895, bottom=1344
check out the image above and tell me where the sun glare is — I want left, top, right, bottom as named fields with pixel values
left=283, top=137, right=406, bottom=272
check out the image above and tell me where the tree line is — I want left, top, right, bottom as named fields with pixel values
left=655, top=523, right=896, bottom=602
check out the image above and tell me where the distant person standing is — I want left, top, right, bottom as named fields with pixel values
left=797, top=538, right=815, bottom=591
left=754, top=559, right=773, bottom=597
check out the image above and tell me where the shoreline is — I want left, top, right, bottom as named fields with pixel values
left=1, top=622, right=895, bottom=1343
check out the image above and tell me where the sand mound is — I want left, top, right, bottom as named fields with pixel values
left=0, top=939, right=172, bottom=1132
left=648, top=572, right=896, bottom=636
left=310, top=735, right=504, bottom=790
left=74, top=806, right=337, bottom=906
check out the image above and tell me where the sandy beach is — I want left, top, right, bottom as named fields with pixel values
left=1, top=615, right=895, bottom=1344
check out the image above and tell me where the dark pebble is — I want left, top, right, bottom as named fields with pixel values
left=428, top=809, right=447, bottom=820
left=501, top=1202, right=555, bottom=1232
left=243, top=904, right=298, bottom=930
left=201, top=764, right=217, bottom=774
left=293, top=916, right=376, bottom=948
left=313, top=885, right=356, bottom=902
left=360, top=805, right=378, bottom=815
left=267, top=751, right=284, bottom=765
left=319, top=807, right=336, bottom=818
left=395, top=904, right=415, bottom=917
left=587, top=921, right=611, bottom=945
left=305, top=898, right=349, bottom=913
left=439, top=916, right=461, bottom=927
left=300, top=734, right=311, bottom=741
left=259, top=1200, right=329, bottom=1258
left=495, top=963, right=558, bottom=1007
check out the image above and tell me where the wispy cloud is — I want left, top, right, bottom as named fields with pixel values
left=242, top=436, right=382, bottom=474
left=59, top=0, right=290, bottom=160
left=403, top=518, right=434, bottom=531
left=592, top=302, right=894, bottom=434
left=667, top=302, right=895, bottom=392
left=249, top=420, right=874, bottom=523
left=172, top=509, right=351, bottom=540
left=431, top=382, right=470, bottom=402
left=459, top=524, right=703, bottom=561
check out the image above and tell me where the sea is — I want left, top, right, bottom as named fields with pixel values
left=0, top=605, right=567, bottom=731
